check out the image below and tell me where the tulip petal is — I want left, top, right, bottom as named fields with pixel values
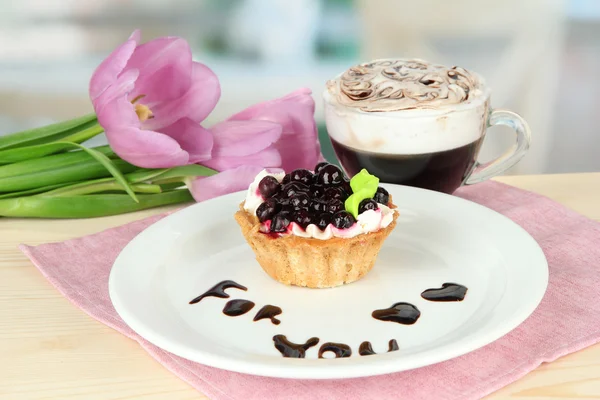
left=145, top=62, right=221, bottom=130
left=210, top=120, right=282, bottom=157
left=89, top=37, right=137, bottom=101
left=226, top=88, right=322, bottom=171
left=227, top=88, right=314, bottom=121
left=104, top=125, right=190, bottom=168
left=188, top=165, right=265, bottom=202
left=95, top=88, right=139, bottom=134
left=93, top=69, right=139, bottom=122
left=160, top=118, right=213, bottom=163
left=203, top=147, right=281, bottom=171
left=274, top=126, right=322, bottom=172
left=125, top=37, right=193, bottom=104
left=129, top=29, right=141, bottom=42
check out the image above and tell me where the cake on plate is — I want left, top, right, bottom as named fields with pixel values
left=234, top=163, right=398, bottom=288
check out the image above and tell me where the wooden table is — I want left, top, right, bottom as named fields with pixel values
left=2, top=173, right=600, bottom=400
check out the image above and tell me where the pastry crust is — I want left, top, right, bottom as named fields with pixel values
left=234, top=202, right=398, bottom=288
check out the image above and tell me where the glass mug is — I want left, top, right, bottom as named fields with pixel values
left=322, top=62, right=531, bottom=194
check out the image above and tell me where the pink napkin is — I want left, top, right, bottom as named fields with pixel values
left=20, top=181, right=600, bottom=400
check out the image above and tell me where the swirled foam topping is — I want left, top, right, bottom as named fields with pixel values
left=327, top=59, right=484, bottom=112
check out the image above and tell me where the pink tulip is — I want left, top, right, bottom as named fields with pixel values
left=189, top=88, right=323, bottom=202
left=89, top=30, right=219, bottom=168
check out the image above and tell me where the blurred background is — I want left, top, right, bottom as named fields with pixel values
left=0, top=0, right=597, bottom=175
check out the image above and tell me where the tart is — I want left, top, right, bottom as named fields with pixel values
left=234, top=163, right=398, bottom=288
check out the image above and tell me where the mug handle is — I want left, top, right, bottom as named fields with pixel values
left=463, top=109, right=531, bottom=185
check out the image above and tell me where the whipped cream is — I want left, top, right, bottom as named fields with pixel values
left=243, top=170, right=395, bottom=240
left=327, top=59, right=484, bottom=112
left=243, top=170, right=286, bottom=215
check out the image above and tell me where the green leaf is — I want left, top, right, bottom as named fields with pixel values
left=159, top=182, right=184, bottom=191
left=0, top=166, right=156, bottom=198
left=0, top=183, right=73, bottom=199
left=61, top=143, right=139, bottom=203
left=0, top=123, right=105, bottom=164
left=349, top=168, right=379, bottom=194
left=148, top=164, right=217, bottom=182
left=10, top=118, right=100, bottom=149
left=40, top=179, right=161, bottom=197
left=345, top=169, right=379, bottom=217
left=0, top=158, right=136, bottom=192
left=125, top=168, right=169, bottom=183
left=0, top=190, right=193, bottom=218
left=0, top=114, right=97, bottom=151
left=0, top=145, right=114, bottom=179
left=24, top=167, right=201, bottom=197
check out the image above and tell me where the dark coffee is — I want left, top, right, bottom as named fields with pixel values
left=330, top=137, right=483, bottom=194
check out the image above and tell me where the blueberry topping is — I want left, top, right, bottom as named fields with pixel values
left=271, top=211, right=292, bottom=233
left=290, top=169, right=314, bottom=185
left=311, top=200, right=328, bottom=213
left=358, top=199, right=378, bottom=214
left=317, top=164, right=344, bottom=186
left=295, top=182, right=310, bottom=191
left=293, top=209, right=313, bottom=229
left=309, top=184, right=324, bottom=198
left=314, top=162, right=330, bottom=174
left=280, top=182, right=309, bottom=198
left=315, top=213, right=332, bottom=231
left=322, top=187, right=346, bottom=201
left=276, top=197, right=290, bottom=206
left=256, top=199, right=280, bottom=222
left=373, top=187, right=389, bottom=205
left=326, top=199, right=344, bottom=214
left=332, top=211, right=355, bottom=229
left=258, top=176, right=280, bottom=198
left=338, top=179, right=353, bottom=196
left=290, top=193, right=310, bottom=210
left=280, top=204, right=295, bottom=214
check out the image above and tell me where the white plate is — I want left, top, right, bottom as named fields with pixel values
left=109, top=184, right=548, bottom=379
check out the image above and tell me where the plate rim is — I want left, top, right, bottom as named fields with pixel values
left=109, top=184, right=549, bottom=379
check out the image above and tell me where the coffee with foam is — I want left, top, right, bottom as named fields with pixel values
left=323, top=58, right=492, bottom=194
left=324, top=59, right=491, bottom=156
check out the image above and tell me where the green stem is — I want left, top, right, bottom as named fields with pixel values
left=0, top=158, right=136, bottom=192
left=0, top=142, right=138, bottom=203
left=0, top=190, right=193, bottom=218
left=149, top=164, right=217, bottom=180
left=151, top=177, right=184, bottom=185
left=159, top=182, right=184, bottom=191
left=0, top=114, right=97, bottom=150
left=41, top=180, right=161, bottom=197
left=0, top=145, right=114, bottom=179
left=61, top=123, right=103, bottom=142
left=60, top=143, right=139, bottom=202
left=0, top=123, right=105, bottom=165
left=1, top=169, right=168, bottom=199
left=124, top=168, right=170, bottom=183
left=0, top=183, right=74, bottom=199
left=0, top=128, right=103, bottom=165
